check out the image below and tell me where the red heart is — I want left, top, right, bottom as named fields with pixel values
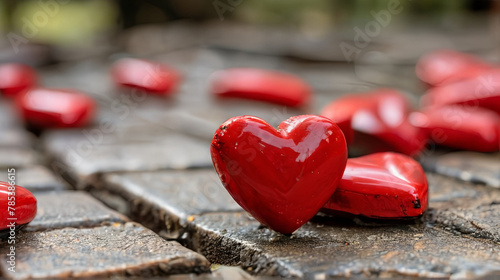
left=210, top=68, right=311, bottom=107
left=322, top=152, right=428, bottom=219
left=0, top=63, right=37, bottom=98
left=0, top=181, right=37, bottom=232
left=211, top=115, right=347, bottom=234
left=421, top=69, right=500, bottom=114
left=16, top=88, right=95, bottom=128
left=321, top=88, right=427, bottom=156
left=410, top=105, right=500, bottom=152
left=416, top=50, right=491, bottom=87
left=111, top=58, right=181, bottom=95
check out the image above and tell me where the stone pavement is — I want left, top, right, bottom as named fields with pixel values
left=1, top=23, right=500, bottom=279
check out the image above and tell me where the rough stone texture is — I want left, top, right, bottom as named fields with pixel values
left=0, top=165, right=68, bottom=192
left=0, top=147, right=38, bottom=168
left=0, top=223, right=210, bottom=279
left=185, top=212, right=500, bottom=279
left=27, top=191, right=128, bottom=231
left=42, top=129, right=212, bottom=187
left=101, top=169, right=241, bottom=238
left=422, top=151, right=500, bottom=188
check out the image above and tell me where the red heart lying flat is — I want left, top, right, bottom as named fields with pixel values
left=0, top=63, right=37, bottom=98
left=16, top=88, right=95, bottom=128
left=111, top=58, right=181, bottom=95
left=210, top=68, right=311, bottom=107
left=322, top=152, right=428, bottom=219
left=321, top=88, right=427, bottom=156
left=409, top=105, right=500, bottom=152
left=1, top=182, right=37, bottom=234
left=421, top=69, right=500, bottom=114
left=416, top=50, right=491, bottom=87
left=211, top=115, right=347, bottom=234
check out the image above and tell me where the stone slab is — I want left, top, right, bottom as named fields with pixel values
left=422, top=152, right=500, bottom=188
left=185, top=212, right=500, bottom=279
left=101, top=169, right=241, bottom=238
left=26, top=191, right=128, bottom=231
left=0, top=147, right=38, bottom=168
left=0, top=223, right=210, bottom=278
left=0, top=165, right=68, bottom=192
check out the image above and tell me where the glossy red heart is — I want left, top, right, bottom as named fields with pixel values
left=322, top=152, right=428, bottom=219
left=111, top=58, right=181, bottom=95
left=416, top=50, right=492, bottom=87
left=321, top=88, right=427, bottom=156
left=16, top=88, right=95, bottom=128
left=0, top=181, right=37, bottom=233
left=421, top=69, right=500, bottom=114
left=211, top=115, right=347, bottom=234
left=410, top=105, right=500, bottom=152
left=210, top=68, right=311, bottom=107
left=0, top=63, right=37, bottom=98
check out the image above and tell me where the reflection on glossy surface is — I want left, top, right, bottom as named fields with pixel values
left=416, top=50, right=491, bottom=87
left=410, top=105, right=500, bottom=152
left=0, top=181, right=37, bottom=231
left=211, top=115, right=347, bottom=234
left=111, top=58, right=180, bottom=95
left=16, top=88, right=95, bottom=128
left=210, top=68, right=311, bottom=107
left=0, top=63, right=37, bottom=98
left=321, top=88, right=427, bottom=156
left=322, top=152, right=428, bottom=219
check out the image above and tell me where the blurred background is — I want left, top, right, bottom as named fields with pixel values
left=0, top=0, right=498, bottom=65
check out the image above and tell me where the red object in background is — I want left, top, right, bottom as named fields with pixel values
left=210, top=68, right=311, bottom=107
left=410, top=105, right=500, bottom=152
left=322, top=152, right=428, bottom=219
left=111, top=58, right=181, bottom=95
left=0, top=181, right=37, bottom=232
left=0, top=63, right=37, bottom=98
left=421, top=69, right=500, bottom=114
left=416, top=50, right=492, bottom=87
left=321, top=88, right=427, bottom=156
left=16, top=88, right=95, bottom=128
left=211, top=115, right=347, bottom=234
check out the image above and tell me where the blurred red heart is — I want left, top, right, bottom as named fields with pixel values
left=111, top=58, right=181, bottom=95
left=410, top=105, right=500, bottom=152
left=0, top=63, right=37, bottom=98
left=16, top=88, right=95, bottom=128
left=210, top=68, right=311, bottom=107
left=322, top=152, right=428, bottom=219
left=416, top=50, right=491, bottom=87
left=0, top=181, right=37, bottom=232
left=211, top=115, right=347, bottom=234
left=321, top=88, right=427, bottom=156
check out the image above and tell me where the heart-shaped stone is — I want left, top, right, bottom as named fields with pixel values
left=416, top=50, right=491, bottom=87
left=1, top=181, right=37, bottom=235
left=111, top=58, right=181, bottom=95
left=421, top=69, right=500, bottom=114
left=16, top=88, right=95, bottom=128
left=211, top=115, right=347, bottom=234
left=322, top=152, right=428, bottom=219
left=321, top=88, right=427, bottom=156
left=0, top=63, right=37, bottom=98
left=210, top=68, right=311, bottom=107
left=410, top=105, right=500, bottom=152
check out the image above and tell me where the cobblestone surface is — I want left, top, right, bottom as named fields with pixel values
left=0, top=223, right=210, bottom=279
left=0, top=165, right=68, bottom=192
left=27, top=191, right=128, bottom=231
